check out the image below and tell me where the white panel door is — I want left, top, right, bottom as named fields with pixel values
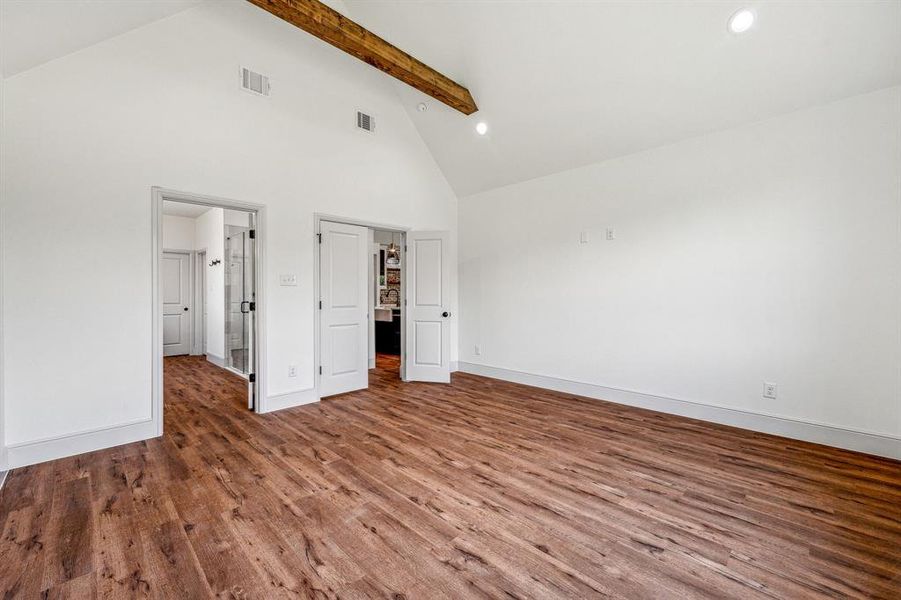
left=405, top=231, right=451, bottom=383
left=320, top=221, right=369, bottom=397
left=162, top=252, right=191, bottom=356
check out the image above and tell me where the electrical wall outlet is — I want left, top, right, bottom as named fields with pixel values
left=474, top=345, right=481, bottom=356
left=579, top=231, right=590, bottom=244
left=606, top=226, right=616, bottom=240
left=288, top=364, right=298, bottom=378
left=763, top=382, right=777, bottom=399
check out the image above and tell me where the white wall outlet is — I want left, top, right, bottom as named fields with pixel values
left=279, top=274, right=298, bottom=286
left=605, top=226, right=616, bottom=240
left=579, top=231, right=590, bottom=244
left=763, top=382, right=777, bottom=399
left=474, top=345, right=481, bottom=356
left=288, top=364, right=298, bottom=377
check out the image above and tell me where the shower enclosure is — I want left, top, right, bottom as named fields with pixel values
left=225, top=225, right=254, bottom=376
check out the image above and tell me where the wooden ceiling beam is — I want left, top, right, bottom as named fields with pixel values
left=246, top=0, right=478, bottom=115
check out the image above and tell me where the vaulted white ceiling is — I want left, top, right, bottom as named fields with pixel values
left=3, top=1, right=899, bottom=198
left=345, top=0, right=901, bottom=196
left=0, top=0, right=204, bottom=78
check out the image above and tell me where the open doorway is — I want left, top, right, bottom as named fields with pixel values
left=372, top=228, right=404, bottom=381
left=316, top=215, right=452, bottom=399
left=153, top=189, right=264, bottom=435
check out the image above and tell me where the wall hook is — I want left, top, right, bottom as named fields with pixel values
left=209, top=259, right=221, bottom=267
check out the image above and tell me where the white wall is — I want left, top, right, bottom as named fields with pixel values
left=161, top=214, right=196, bottom=250
left=1, top=1, right=457, bottom=461
left=459, top=87, right=901, bottom=455
left=0, top=73, right=6, bottom=472
left=194, top=207, right=225, bottom=360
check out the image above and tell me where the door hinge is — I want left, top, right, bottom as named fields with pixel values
left=248, top=373, right=256, bottom=383
left=319, top=366, right=322, bottom=375
left=319, top=300, right=322, bottom=309
left=317, top=233, right=322, bottom=243
left=249, top=229, right=256, bottom=239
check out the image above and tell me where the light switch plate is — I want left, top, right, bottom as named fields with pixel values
left=579, top=231, right=590, bottom=244
left=279, top=274, right=298, bottom=286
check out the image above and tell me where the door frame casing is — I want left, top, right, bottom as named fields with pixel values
left=193, top=250, right=207, bottom=356
left=368, top=230, right=377, bottom=370
left=152, top=187, right=268, bottom=437
left=313, top=213, right=408, bottom=397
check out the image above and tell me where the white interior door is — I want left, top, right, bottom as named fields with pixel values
left=320, top=221, right=369, bottom=397
left=405, top=231, right=451, bottom=383
left=162, top=251, right=191, bottom=356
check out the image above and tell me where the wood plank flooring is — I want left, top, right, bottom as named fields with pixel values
left=1, top=353, right=899, bottom=598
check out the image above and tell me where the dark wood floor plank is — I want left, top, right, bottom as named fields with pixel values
left=41, top=476, right=94, bottom=591
left=0, top=505, right=51, bottom=598
left=39, top=571, right=97, bottom=600
left=140, top=519, right=214, bottom=599
left=0, top=353, right=898, bottom=599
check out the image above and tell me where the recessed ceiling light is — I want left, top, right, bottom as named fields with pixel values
left=475, top=122, right=488, bottom=136
left=728, top=8, right=755, bottom=33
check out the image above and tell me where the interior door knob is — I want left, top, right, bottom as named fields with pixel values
left=442, top=311, right=450, bottom=318
left=183, top=307, right=189, bottom=311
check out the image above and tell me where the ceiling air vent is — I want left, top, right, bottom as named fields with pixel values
left=356, top=111, right=375, bottom=133
left=240, top=67, right=270, bottom=96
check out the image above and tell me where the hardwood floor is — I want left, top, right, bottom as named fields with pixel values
left=1, top=355, right=899, bottom=598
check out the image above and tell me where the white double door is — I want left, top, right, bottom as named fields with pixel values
left=319, top=222, right=451, bottom=397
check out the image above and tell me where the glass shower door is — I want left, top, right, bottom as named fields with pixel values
left=225, top=228, right=253, bottom=376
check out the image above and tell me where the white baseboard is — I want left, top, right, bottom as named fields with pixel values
left=4, top=381, right=319, bottom=469
left=264, top=387, right=319, bottom=413
left=205, top=353, right=226, bottom=368
left=4, top=383, right=319, bottom=469
left=450, top=360, right=459, bottom=373
left=457, top=362, right=901, bottom=460
left=6, top=418, right=159, bottom=469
